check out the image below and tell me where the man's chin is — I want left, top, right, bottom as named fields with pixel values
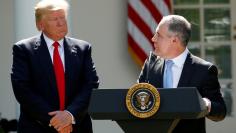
left=57, top=33, right=67, bottom=39
left=153, top=51, right=160, bottom=56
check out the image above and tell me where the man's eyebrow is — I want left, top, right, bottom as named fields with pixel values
left=156, top=32, right=161, bottom=36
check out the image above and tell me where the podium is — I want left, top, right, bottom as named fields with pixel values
left=88, top=88, right=208, bottom=133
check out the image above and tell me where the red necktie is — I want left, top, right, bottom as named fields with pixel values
left=53, top=41, right=65, bottom=110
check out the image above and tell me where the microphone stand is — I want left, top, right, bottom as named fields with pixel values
left=146, top=51, right=153, bottom=83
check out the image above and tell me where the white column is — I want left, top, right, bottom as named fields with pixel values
left=14, top=0, right=40, bottom=42
left=14, top=0, right=72, bottom=41
left=0, top=0, right=15, bottom=120
left=13, top=0, right=40, bottom=118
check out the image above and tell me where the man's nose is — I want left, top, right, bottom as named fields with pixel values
left=57, top=19, right=65, bottom=26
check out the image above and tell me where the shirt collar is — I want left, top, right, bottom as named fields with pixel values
left=43, top=33, right=64, bottom=48
left=171, top=48, right=189, bottom=68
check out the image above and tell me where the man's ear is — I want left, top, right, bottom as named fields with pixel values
left=171, top=36, right=178, bottom=44
left=36, top=21, right=43, bottom=31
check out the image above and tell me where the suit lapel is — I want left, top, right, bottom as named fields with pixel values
left=177, top=53, right=194, bottom=87
left=34, top=34, right=58, bottom=96
left=63, top=37, right=77, bottom=105
left=64, top=37, right=77, bottom=83
left=150, top=56, right=164, bottom=88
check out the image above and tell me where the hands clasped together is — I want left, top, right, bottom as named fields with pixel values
left=49, top=111, right=73, bottom=133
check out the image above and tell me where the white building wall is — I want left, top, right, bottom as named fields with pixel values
left=0, top=0, right=16, bottom=120
left=70, top=1, right=139, bottom=132
left=70, top=0, right=140, bottom=89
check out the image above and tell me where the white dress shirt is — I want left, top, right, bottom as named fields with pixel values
left=43, top=34, right=65, bottom=70
left=165, top=48, right=188, bottom=88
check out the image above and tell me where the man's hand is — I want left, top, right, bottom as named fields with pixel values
left=58, top=124, right=73, bottom=133
left=203, top=97, right=211, bottom=113
left=49, top=111, right=73, bottom=132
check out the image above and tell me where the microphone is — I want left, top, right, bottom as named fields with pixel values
left=146, top=51, right=154, bottom=83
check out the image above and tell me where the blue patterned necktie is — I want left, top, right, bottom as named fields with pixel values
left=164, top=60, right=174, bottom=88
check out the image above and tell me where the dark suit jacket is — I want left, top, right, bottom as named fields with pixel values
left=138, top=52, right=226, bottom=133
left=11, top=34, right=99, bottom=133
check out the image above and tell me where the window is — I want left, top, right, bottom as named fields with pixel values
left=174, top=0, right=232, bottom=116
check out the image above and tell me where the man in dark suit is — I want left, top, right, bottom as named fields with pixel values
left=138, top=15, right=226, bottom=133
left=11, top=0, right=99, bottom=133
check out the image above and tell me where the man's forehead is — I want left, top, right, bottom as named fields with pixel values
left=155, top=23, right=165, bottom=32
left=155, top=26, right=159, bottom=32
left=44, top=9, right=65, bottom=17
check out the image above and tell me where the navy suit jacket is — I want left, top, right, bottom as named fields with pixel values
left=138, top=52, right=226, bottom=133
left=11, top=34, right=99, bottom=133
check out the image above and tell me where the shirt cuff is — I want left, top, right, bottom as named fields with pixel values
left=202, top=97, right=211, bottom=113
left=65, top=110, right=76, bottom=124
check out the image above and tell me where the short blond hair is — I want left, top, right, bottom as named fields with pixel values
left=35, top=0, right=69, bottom=30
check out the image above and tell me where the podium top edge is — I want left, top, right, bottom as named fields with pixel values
left=93, top=87, right=197, bottom=90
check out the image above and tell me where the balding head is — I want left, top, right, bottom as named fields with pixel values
left=159, top=15, right=191, bottom=46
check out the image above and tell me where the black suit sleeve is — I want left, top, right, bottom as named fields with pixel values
left=203, top=65, right=226, bottom=121
left=11, top=44, right=52, bottom=125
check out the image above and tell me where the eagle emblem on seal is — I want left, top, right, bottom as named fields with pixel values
left=126, top=83, right=160, bottom=118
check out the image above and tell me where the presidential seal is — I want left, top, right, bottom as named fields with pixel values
left=126, top=83, right=160, bottom=119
